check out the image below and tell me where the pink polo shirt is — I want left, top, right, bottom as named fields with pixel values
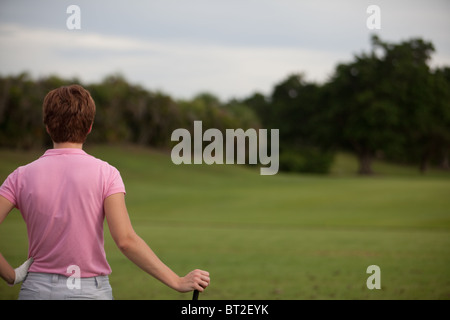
left=0, top=148, right=126, bottom=277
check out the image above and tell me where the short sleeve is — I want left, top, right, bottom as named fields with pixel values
left=0, top=169, right=19, bottom=208
left=104, top=166, right=126, bottom=199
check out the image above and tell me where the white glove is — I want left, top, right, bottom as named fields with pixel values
left=13, top=257, right=33, bottom=285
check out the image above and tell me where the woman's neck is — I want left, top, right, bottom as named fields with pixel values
left=53, top=142, right=83, bottom=149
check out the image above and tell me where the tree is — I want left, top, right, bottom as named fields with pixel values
left=413, top=66, right=450, bottom=172
left=247, top=74, right=335, bottom=173
left=327, top=35, right=437, bottom=174
left=0, top=73, right=50, bottom=149
left=242, top=92, right=271, bottom=126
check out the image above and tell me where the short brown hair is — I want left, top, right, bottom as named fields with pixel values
left=43, top=85, right=96, bottom=143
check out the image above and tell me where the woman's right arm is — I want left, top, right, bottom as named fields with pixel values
left=104, top=193, right=210, bottom=293
left=0, top=195, right=18, bottom=285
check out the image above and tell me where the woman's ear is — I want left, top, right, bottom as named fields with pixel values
left=87, top=123, right=93, bottom=135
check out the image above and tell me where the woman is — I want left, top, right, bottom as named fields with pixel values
left=0, top=84, right=210, bottom=299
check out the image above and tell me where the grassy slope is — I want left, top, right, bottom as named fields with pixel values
left=0, top=145, right=449, bottom=300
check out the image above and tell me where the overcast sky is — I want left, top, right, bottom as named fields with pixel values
left=1, top=0, right=449, bottom=101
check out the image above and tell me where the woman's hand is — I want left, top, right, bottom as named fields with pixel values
left=176, top=269, right=210, bottom=293
left=13, top=257, right=34, bottom=285
left=0, top=255, right=33, bottom=285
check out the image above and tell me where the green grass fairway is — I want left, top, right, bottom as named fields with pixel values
left=1, top=145, right=449, bottom=300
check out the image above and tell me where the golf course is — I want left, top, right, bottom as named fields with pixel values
left=0, top=145, right=449, bottom=300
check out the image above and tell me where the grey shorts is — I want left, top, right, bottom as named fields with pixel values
left=19, top=272, right=113, bottom=300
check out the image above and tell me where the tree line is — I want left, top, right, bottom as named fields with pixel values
left=244, top=35, right=450, bottom=174
left=0, top=73, right=260, bottom=151
left=0, top=35, right=449, bottom=174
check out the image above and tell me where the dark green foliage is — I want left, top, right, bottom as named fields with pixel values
left=279, top=148, right=334, bottom=174
left=0, top=73, right=261, bottom=153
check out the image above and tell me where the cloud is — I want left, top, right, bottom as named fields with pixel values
left=1, top=0, right=449, bottom=100
left=0, top=24, right=351, bottom=100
